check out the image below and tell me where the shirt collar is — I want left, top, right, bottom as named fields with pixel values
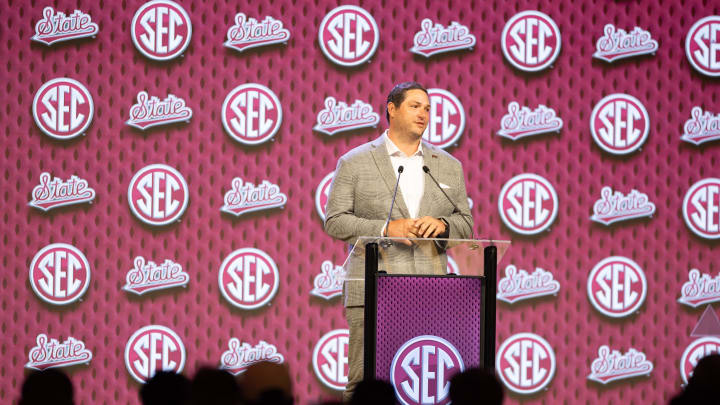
left=383, top=130, right=423, bottom=157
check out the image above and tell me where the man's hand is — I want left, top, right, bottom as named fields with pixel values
left=386, top=218, right=418, bottom=245
left=414, top=216, right=447, bottom=238
left=386, top=217, right=447, bottom=244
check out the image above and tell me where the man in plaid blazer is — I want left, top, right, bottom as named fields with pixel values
left=324, top=82, right=474, bottom=401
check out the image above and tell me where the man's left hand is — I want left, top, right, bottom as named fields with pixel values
left=414, top=216, right=446, bottom=238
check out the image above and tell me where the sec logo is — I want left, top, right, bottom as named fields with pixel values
left=32, top=78, right=94, bottom=140
left=318, top=5, right=379, bottom=67
left=315, top=171, right=334, bottom=221
left=222, top=83, right=282, bottom=145
left=497, top=332, right=556, bottom=395
left=501, top=11, right=561, bottom=72
left=683, top=178, right=720, bottom=239
left=29, top=243, right=91, bottom=305
left=680, top=336, right=720, bottom=384
left=218, top=248, right=279, bottom=310
left=685, top=16, right=720, bottom=77
left=498, top=173, right=558, bottom=235
left=124, top=325, right=186, bottom=384
left=128, top=164, right=189, bottom=226
left=587, top=256, right=647, bottom=318
left=422, top=89, right=466, bottom=149
left=312, top=329, right=349, bottom=391
left=390, top=335, right=464, bottom=405
left=590, top=93, right=650, bottom=155
left=131, top=0, right=192, bottom=61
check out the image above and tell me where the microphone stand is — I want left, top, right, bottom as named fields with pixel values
left=381, top=165, right=404, bottom=247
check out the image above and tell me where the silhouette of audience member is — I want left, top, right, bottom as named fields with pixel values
left=669, top=353, right=720, bottom=405
left=349, top=379, right=396, bottom=405
left=238, top=362, right=293, bottom=405
left=19, top=368, right=74, bottom=405
left=449, top=368, right=504, bottom=405
left=190, top=367, right=241, bottom=405
left=140, top=371, right=191, bottom=405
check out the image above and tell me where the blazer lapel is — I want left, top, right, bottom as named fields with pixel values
left=369, top=135, right=410, bottom=218
left=417, top=143, right=440, bottom=218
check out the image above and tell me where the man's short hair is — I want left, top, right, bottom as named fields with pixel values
left=386, top=82, right=428, bottom=122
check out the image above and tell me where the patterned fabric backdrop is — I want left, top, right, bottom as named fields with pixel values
left=1, top=0, right=719, bottom=404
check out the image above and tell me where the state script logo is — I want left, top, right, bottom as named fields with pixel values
left=683, top=178, right=720, bottom=239
left=33, top=78, right=94, bottom=140
left=390, top=335, right=464, bottom=405
left=313, top=97, right=379, bottom=136
left=221, top=177, right=287, bottom=216
left=311, top=260, right=345, bottom=299
left=131, top=0, right=192, bottom=61
left=587, top=256, right=647, bottom=318
left=29, top=172, right=95, bottom=211
left=220, top=339, right=285, bottom=375
left=126, top=91, right=192, bottom=130
left=410, top=19, right=476, bottom=57
left=224, top=13, right=290, bottom=52
left=222, top=83, right=282, bottom=145
left=318, top=5, right=379, bottom=67
left=497, top=102, right=562, bottom=140
left=593, top=24, right=658, bottom=63
left=125, top=325, right=186, bottom=383
left=32, top=6, right=99, bottom=46
left=590, top=93, right=650, bottom=155
left=315, top=171, right=334, bottom=221
left=446, top=255, right=460, bottom=275
left=501, top=11, right=561, bottom=72
left=497, top=265, right=560, bottom=304
left=312, top=329, right=349, bottom=391
left=685, top=16, right=720, bottom=77
left=681, top=107, right=720, bottom=145
left=29, top=243, right=91, bottom=306
left=497, top=333, right=556, bottom=395
left=498, top=173, right=558, bottom=235
left=218, top=248, right=279, bottom=310
left=423, top=88, right=466, bottom=149
left=123, top=256, right=189, bottom=295
left=678, top=269, right=720, bottom=308
left=680, top=337, right=720, bottom=384
left=587, top=345, right=653, bottom=384
left=128, top=164, right=189, bottom=226
left=26, top=333, right=92, bottom=370
left=590, top=186, right=656, bottom=225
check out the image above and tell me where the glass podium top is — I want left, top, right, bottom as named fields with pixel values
left=341, top=237, right=510, bottom=282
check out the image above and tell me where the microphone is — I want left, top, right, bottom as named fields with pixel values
left=383, top=165, right=404, bottom=238
left=423, top=165, right=474, bottom=239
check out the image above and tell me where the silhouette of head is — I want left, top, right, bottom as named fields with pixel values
left=19, top=369, right=74, bottom=405
left=190, top=367, right=241, bottom=405
left=450, top=368, right=504, bottom=405
left=238, top=362, right=293, bottom=405
left=671, top=353, right=720, bottom=405
left=140, top=371, right=191, bottom=405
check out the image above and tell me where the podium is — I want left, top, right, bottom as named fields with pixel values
left=342, top=237, right=509, bottom=395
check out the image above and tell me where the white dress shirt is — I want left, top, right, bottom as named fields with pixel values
left=384, top=131, right=425, bottom=219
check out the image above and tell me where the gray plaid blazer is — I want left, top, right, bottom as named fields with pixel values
left=324, top=135, right=474, bottom=307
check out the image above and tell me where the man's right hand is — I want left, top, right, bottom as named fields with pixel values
left=386, top=218, right=418, bottom=245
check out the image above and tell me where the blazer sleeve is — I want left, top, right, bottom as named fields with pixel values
left=437, top=161, right=474, bottom=240
left=324, top=155, right=386, bottom=245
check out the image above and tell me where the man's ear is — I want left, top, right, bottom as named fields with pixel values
left=387, top=102, right=396, bottom=120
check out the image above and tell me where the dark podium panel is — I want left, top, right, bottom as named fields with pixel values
left=346, top=237, right=509, bottom=404
left=375, top=274, right=484, bottom=383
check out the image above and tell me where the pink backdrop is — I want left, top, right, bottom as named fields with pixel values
left=2, top=0, right=719, bottom=404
